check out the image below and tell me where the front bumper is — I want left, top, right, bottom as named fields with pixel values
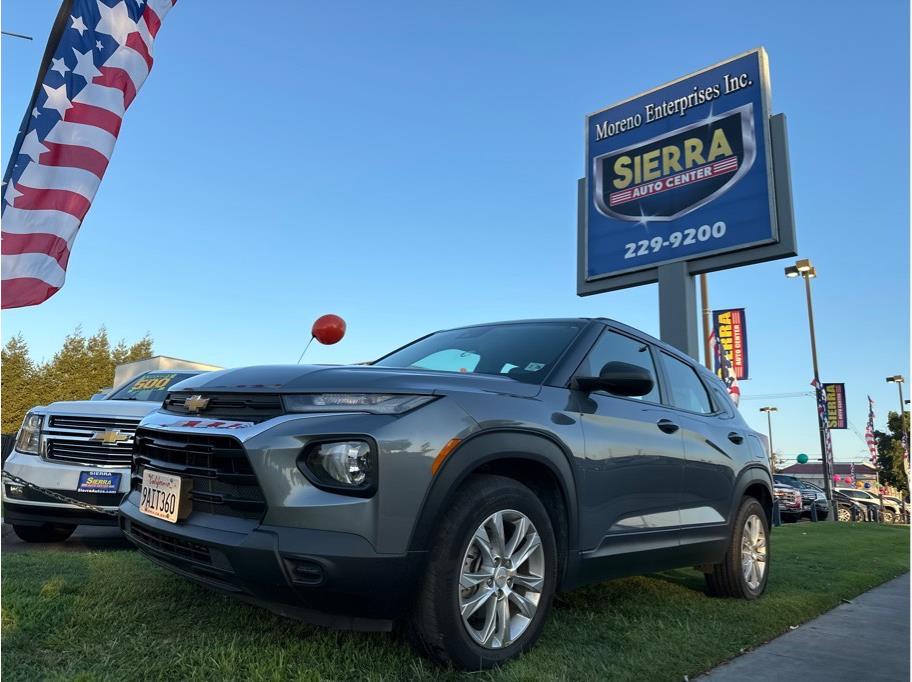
left=119, top=493, right=424, bottom=630
left=2, top=449, right=128, bottom=526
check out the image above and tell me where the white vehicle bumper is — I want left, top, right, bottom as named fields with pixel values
left=2, top=448, right=129, bottom=526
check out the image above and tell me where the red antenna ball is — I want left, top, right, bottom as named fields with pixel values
left=312, top=314, right=346, bottom=345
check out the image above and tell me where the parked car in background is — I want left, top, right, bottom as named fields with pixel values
left=820, top=487, right=869, bottom=523
left=2, top=370, right=203, bottom=542
left=774, top=483, right=803, bottom=522
left=774, top=474, right=828, bottom=520
left=883, top=496, right=909, bottom=524
left=834, top=487, right=901, bottom=524
left=119, top=318, right=774, bottom=669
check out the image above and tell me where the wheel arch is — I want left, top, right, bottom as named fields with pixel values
left=407, top=429, right=579, bottom=579
left=734, top=464, right=774, bottom=526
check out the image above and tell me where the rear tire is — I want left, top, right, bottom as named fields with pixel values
left=12, top=523, right=76, bottom=543
left=407, top=474, right=558, bottom=670
left=881, top=509, right=895, bottom=524
left=705, top=497, right=769, bottom=599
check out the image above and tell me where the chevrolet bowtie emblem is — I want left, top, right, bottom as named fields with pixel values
left=184, top=395, right=210, bottom=413
left=90, top=429, right=130, bottom=445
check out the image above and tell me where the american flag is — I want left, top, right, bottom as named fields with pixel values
left=865, top=395, right=878, bottom=464
left=811, top=378, right=835, bottom=472
left=709, top=327, right=740, bottom=406
left=2, top=0, right=176, bottom=309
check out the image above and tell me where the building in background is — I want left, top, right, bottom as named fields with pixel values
left=777, top=462, right=878, bottom=491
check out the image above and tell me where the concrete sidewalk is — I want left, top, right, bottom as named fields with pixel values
left=702, top=573, right=910, bottom=681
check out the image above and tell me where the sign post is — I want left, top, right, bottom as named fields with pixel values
left=579, top=48, right=796, bottom=358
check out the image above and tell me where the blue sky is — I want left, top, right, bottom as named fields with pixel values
left=2, top=1, right=908, bottom=461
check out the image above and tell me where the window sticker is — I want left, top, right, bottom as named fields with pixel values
left=524, top=362, right=546, bottom=372
left=129, top=373, right=176, bottom=392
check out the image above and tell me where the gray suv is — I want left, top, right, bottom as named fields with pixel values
left=119, top=319, right=773, bottom=669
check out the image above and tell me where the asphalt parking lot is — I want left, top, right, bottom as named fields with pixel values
left=0, top=523, right=131, bottom=553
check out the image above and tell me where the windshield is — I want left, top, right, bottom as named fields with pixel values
left=373, top=322, right=584, bottom=384
left=108, top=372, right=198, bottom=402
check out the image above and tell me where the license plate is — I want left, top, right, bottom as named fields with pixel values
left=139, top=469, right=192, bottom=523
left=78, top=470, right=122, bottom=494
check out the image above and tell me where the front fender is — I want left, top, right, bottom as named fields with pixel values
left=406, top=429, right=580, bottom=559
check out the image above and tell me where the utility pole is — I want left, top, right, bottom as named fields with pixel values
left=700, top=274, right=712, bottom=371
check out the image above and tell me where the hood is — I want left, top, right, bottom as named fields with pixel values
left=168, top=364, right=542, bottom=398
left=41, top=399, right=162, bottom=419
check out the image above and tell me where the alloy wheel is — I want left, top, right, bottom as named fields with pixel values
left=838, top=506, right=852, bottom=523
left=740, top=513, right=767, bottom=590
left=458, top=509, right=545, bottom=649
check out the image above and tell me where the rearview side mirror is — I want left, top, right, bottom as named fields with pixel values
left=574, top=361, right=654, bottom=397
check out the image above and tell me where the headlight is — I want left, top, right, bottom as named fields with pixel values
left=283, top=394, right=435, bottom=415
left=15, top=412, right=43, bottom=455
left=300, top=440, right=374, bottom=494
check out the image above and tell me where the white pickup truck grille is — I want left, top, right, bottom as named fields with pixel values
left=43, top=415, right=140, bottom=467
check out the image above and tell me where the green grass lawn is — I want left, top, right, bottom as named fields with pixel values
left=2, top=522, right=908, bottom=681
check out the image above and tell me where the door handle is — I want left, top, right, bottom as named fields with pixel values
left=657, top=419, right=679, bottom=434
left=728, top=432, right=744, bottom=445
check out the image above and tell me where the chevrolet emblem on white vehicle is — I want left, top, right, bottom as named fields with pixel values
left=184, top=395, right=210, bottom=413
left=89, top=429, right=130, bottom=445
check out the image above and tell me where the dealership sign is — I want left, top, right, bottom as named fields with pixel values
left=823, top=383, right=847, bottom=430
left=579, top=49, right=794, bottom=294
left=712, top=308, right=749, bottom=380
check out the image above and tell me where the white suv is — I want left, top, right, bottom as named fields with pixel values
left=833, top=487, right=902, bottom=524
left=2, top=370, right=201, bottom=542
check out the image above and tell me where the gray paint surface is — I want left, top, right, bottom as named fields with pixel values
left=701, top=573, right=910, bottom=681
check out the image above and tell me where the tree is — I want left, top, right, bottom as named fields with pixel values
left=1, top=335, right=37, bottom=433
left=1, top=327, right=154, bottom=434
left=873, top=410, right=909, bottom=490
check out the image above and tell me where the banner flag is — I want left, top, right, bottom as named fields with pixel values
left=2, top=0, right=176, bottom=308
left=822, top=383, right=847, bottom=429
left=711, top=308, right=749, bottom=380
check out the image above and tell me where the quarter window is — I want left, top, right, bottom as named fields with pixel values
left=660, top=352, right=713, bottom=414
left=578, top=330, right=660, bottom=403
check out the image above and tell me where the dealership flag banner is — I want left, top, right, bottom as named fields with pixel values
left=811, top=379, right=835, bottom=473
left=711, top=308, right=749, bottom=380
left=1, top=0, right=176, bottom=309
left=865, top=395, right=878, bottom=464
left=709, top=328, right=740, bottom=406
left=822, top=383, right=847, bottom=430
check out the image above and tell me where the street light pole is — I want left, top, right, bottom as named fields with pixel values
left=785, top=258, right=836, bottom=521
left=886, top=375, right=907, bottom=488
left=760, top=406, right=778, bottom=472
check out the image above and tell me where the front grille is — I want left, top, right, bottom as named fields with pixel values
left=132, top=428, right=265, bottom=519
left=162, top=392, right=284, bottom=423
left=128, top=520, right=212, bottom=564
left=44, top=414, right=139, bottom=466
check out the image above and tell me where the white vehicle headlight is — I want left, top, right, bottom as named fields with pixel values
left=283, top=394, right=435, bottom=415
left=15, top=412, right=43, bottom=455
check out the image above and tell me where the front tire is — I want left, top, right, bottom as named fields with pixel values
left=881, top=509, right=896, bottom=524
left=837, top=505, right=853, bottom=523
left=12, top=523, right=76, bottom=543
left=408, top=474, right=558, bottom=670
left=706, top=497, right=769, bottom=599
